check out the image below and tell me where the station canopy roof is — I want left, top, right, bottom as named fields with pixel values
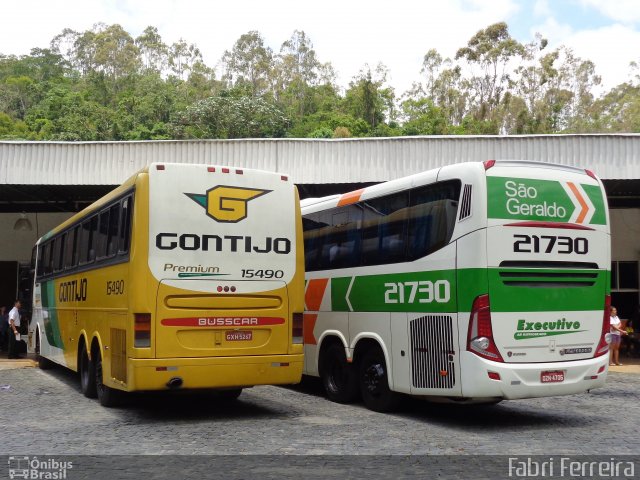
left=2, top=135, right=640, bottom=212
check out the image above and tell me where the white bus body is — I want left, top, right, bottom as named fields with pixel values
left=302, top=160, right=611, bottom=411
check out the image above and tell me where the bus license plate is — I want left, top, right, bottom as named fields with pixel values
left=225, top=331, right=252, bottom=342
left=541, top=371, right=564, bottom=383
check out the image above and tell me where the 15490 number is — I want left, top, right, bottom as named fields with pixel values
left=241, top=269, right=284, bottom=279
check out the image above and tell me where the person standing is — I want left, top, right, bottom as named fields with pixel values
left=0, top=306, right=8, bottom=352
left=609, top=306, right=628, bottom=366
left=7, top=300, right=22, bottom=359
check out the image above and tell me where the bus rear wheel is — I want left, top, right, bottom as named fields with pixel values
left=358, top=347, right=401, bottom=413
left=95, top=351, right=122, bottom=408
left=319, top=343, right=359, bottom=403
left=218, top=388, right=243, bottom=401
left=79, top=345, right=97, bottom=398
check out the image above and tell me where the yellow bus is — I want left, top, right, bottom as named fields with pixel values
left=28, top=163, right=305, bottom=406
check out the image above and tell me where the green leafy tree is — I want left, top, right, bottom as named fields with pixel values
left=171, top=90, right=288, bottom=138
left=221, top=31, right=274, bottom=97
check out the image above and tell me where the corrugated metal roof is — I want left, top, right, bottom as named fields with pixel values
left=1, top=135, right=640, bottom=185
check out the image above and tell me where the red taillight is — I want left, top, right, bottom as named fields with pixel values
left=467, top=294, right=504, bottom=362
left=488, top=371, right=501, bottom=381
left=483, top=160, right=496, bottom=170
left=594, top=295, right=611, bottom=357
left=134, top=313, right=151, bottom=348
left=585, top=169, right=597, bottom=180
left=292, top=313, right=303, bottom=344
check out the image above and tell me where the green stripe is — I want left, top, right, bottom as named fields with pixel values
left=583, top=184, right=607, bottom=225
left=323, top=267, right=606, bottom=313
left=41, top=281, right=64, bottom=349
left=331, top=270, right=457, bottom=313
left=486, top=268, right=607, bottom=312
left=487, top=177, right=607, bottom=225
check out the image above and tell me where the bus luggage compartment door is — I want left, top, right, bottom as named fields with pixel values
left=154, top=279, right=290, bottom=359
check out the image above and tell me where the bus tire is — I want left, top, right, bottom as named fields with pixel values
left=94, top=351, right=123, bottom=408
left=37, top=355, right=54, bottom=370
left=319, top=343, right=359, bottom=403
left=79, top=346, right=97, bottom=398
left=218, top=388, right=243, bottom=401
left=358, top=346, right=401, bottom=413
left=35, top=331, right=53, bottom=370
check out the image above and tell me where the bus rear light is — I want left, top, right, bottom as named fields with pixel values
left=467, top=294, right=504, bottom=362
left=236, top=169, right=243, bottom=175
left=222, top=167, right=230, bottom=173
left=585, top=169, right=597, bottom=180
left=483, top=160, right=496, bottom=170
left=156, top=164, right=165, bottom=170
left=281, top=175, right=289, bottom=181
left=207, top=167, right=216, bottom=172
left=292, top=313, right=303, bottom=344
left=594, top=295, right=611, bottom=358
left=134, top=313, right=151, bottom=348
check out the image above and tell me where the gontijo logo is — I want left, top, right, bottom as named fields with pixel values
left=186, top=185, right=271, bottom=223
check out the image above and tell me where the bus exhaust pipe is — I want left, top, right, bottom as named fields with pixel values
left=166, top=377, right=183, bottom=389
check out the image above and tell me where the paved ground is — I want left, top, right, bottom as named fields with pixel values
left=1, top=359, right=639, bottom=457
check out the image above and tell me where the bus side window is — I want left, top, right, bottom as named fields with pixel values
left=106, top=203, right=120, bottom=257
left=118, top=196, right=132, bottom=254
left=361, top=192, right=409, bottom=266
left=37, top=244, right=45, bottom=278
left=79, top=217, right=97, bottom=265
left=54, top=233, right=66, bottom=272
left=303, top=216, right=323, bottom=272
left=96, top=209, right=110, bottom=259
left=325, top=207, right=362, bottom=270
left=64, top=227, right=77, bottom=270
left=407, top=180, right=461, bottom=260
left=71, top=225, right=82, bottom=267
left=42, top=241, right=53, bottom=276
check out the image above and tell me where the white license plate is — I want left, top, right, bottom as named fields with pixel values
left=541, top=370, right=565, bottom=383
left=225, top=331, right=252, bottom=342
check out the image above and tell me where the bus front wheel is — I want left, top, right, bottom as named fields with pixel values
left=95, top=352, right=122, bottom=408
left=319, top=343, right=359, bottom=403
left=358, top=347, right=401, bottom=413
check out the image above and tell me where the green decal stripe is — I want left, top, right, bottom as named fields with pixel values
left=514, top=330, right=586, bottom=340
left=487, top=268, right=607, bottom=312
left=582, top=184, right=607, bottom=225
left=487, top=177, right=606, bottom=225
left=41, top=281, right=64, bottom=349
left=322, top=267, right=606, bottom=314
left=457, top=268, right=489, bottom=313
left=331, top=270, right=457, bottom=313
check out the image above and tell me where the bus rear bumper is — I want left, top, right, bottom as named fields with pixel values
left=459, top=352, right=609, bottom=400
left=125, top=354, right=304, bottom=391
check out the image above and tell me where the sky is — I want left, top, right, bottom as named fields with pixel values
left=1, top=0, right=640, bottom=95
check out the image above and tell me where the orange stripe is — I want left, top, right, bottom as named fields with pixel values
left=303, top=314, right=318, bottom=345
left=567, top=182, right=588, bottom=224
left=305, top=278, right=329, bottom=311
left=304, top=278, right=329, bottom=345
left=337, top=188, right=365, bottom=207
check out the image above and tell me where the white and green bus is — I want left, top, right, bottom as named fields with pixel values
left=301, top=160, right=612, bottom=412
